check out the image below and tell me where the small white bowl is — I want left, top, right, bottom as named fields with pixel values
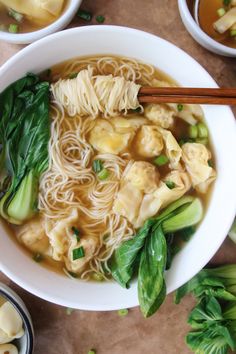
left=0, top=26, right=236, bottom=311
left=0, top=283, right=34, bottom=354
left=178, top=0, right=236, bottom=57
left=0, top=0, right=82, bottom=44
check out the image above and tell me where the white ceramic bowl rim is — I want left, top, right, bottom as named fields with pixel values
left=178, top=0, right=236, bottom=56
left=0, top=0, right=81, bottom=43
left=0, top=26, right=236, bottom=311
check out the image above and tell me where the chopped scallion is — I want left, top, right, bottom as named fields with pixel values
left=189, top=125, right=198, bottom=139
left=118, top=309, right=129, bottom=317
left=96, top=15, right=105, bottom=23
left=92, top=273, right=104, bottom=281
left=72, top=246, right=85, bottom=260
left=33, top=253, right=43, bottom=263
left=153, top=154, right=169, bottom=166
left=8, top=8, right=23, bottom=22
left=230, top=29, right=236, bottom=37
left=165, top=180, right=175, bottom=190
left=69, top=72, right=78, bottom=79
left=92, top=159, right=103, bottom=173
left=195, top=137, right=208, bottom=145
left=197, top=122, right=208, bottom=138
left=97, top=168, right=109, bottom=180
left=88, top=350, right=96, bottom=354
left=8, top=24, right=19, bottom=33
left=77, top=9, right=93, bottom=21
left=217, top=7, right=226, bottom=17
left=177, top=104, right=184, bottom=112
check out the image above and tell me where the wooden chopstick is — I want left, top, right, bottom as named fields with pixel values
left=138, top=87, right=236, bottom=105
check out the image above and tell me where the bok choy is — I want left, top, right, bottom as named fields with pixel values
left=0, top=73, right=50, bottom=224
left=111, top=196, right=203, bottom=317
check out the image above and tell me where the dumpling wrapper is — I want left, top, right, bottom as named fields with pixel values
left=0, top=302, right=24, bottom=340
left=134, top=125, right=164, bottom=158
left=135, top=171, right=191, bottom=228
left=182, top=143, right=216, bottom=193
left=0, top=0, right=64, bottom=24
left=0, top=343, right=18, bottom=354
left=113, top=182, right=143, bottom=225
left=156, top=127, right=182, bottom=169
left=48, top=208, right=78, bottom=261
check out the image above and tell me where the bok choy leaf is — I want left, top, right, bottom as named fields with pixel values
left=0, top=74, right=50, bottom=224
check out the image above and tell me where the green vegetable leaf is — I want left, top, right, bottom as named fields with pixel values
left=138, top=225, right=167, bottom=318
left=188, top=297, right=223, bottom=329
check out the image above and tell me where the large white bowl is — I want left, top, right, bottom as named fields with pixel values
left=0, top=0, right=82, bottom=44
left=0, top=26, right=236, bottom=311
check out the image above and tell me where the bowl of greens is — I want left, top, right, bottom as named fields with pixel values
left=0, top=26, right=235, bottom=316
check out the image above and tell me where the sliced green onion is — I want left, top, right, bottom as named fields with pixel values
left=66, top=307, right=73, bottom=315
left=165, top=180, right=175, bottom=190
left=77, top=9, right=93, bottom=21
left=153, top=154, right=169, bottom=166
left=8, top=24, right=19, bottom=33
left=195, top=138, right=208, bottom=145
left=97, top=168, right=109, bottom=180
left=8, top=8, right=24, bottom=22
left=217, top=7, right=226, bottom=17
left=197, top=122, right=208, bottom=138
left=69, top=72, right=78, bottom=79
left=72, top=246, right=85, bottom=260
left=230, top=29, right=236, bottom=37
left=33, top=253, right=43, bottom=263
left=92, top=159, right=103, bottom=173
left=96, top=15, right=105, bottom=23
left=92, top=273, right=104, bottom=281
left=188, top=125, right=198, bottom=139
left=88, top=350, right=96, bottom=354
left=179, top=226, right=196, bottom=242
left=177, top=104, right=184, bottom=112
left=118, top=309, right=129, bottom=317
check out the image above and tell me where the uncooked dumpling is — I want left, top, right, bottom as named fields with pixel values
left=134, top=125, right=164, bottom=158
left=182, top=143, right=216, bottom=193
left=124, top=161, right=159, bottom=193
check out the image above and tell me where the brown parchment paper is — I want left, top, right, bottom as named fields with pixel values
left=0, top=1, right=235, bottom=353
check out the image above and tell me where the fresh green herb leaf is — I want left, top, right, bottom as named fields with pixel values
left=153, top=154, right=169, bottom=166
left=96, top=15, right=105, bottom=23
left=8, top=23, right=19, bottom=33
left=97, top=168, right=109, bottom=180
left=72, top=246, right=85, bottom=260
left=33, top=253, right=43, bottom=263
left=165, top=180, right=175, bottom=189
left=118, top=309, right=129, bottom=317
left=177, top=104, right=184, bottom=112
left=77, top=9, right=92, bottom=21
left=8, top=8, right=23, bottom=22
left=92, top=159, right=103, bottom=173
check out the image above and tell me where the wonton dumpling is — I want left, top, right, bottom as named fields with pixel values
left=17, top=217, right=49, bottom=254
left=0, top=302, right=24, bottom=343
left=134, top=125, right=164, bottom=158
left=0, top=0, right=64, bottom=24
left=182, top=143, right=216, bottom=193
left=48, top=208, right=78, bottom=261
left=144, top=104, right=174, bottom=129
left=65, top=236, right=98, bottom=274
left=0, top=344, right=18, bottom=354
left=135, top=171, right=191, bottom=228
left=157, top=127, right=182, bottom=169
left=124, top=161, right=159, bottom=193
left=113, top=182, right=143, bottom=224
left=89, top=119, right=132, bottom=154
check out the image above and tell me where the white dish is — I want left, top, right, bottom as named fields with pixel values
left=0, top=26, right=236, bottom=311
left=0, top=0, right=82, bottom=44
left=178, top=0, right=236, bottom=57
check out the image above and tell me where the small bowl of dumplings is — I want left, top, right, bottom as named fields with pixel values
left=0, top=283, right=34, bottom=354
left=0, top=0, right=82, bottom=44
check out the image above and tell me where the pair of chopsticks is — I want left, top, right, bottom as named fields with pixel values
left=138, top=87, right=236, bottom=105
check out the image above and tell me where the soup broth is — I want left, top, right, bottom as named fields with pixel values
left=0, top=0, right=69, bottom=33
left=0, top=55, right=216, bottom=282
